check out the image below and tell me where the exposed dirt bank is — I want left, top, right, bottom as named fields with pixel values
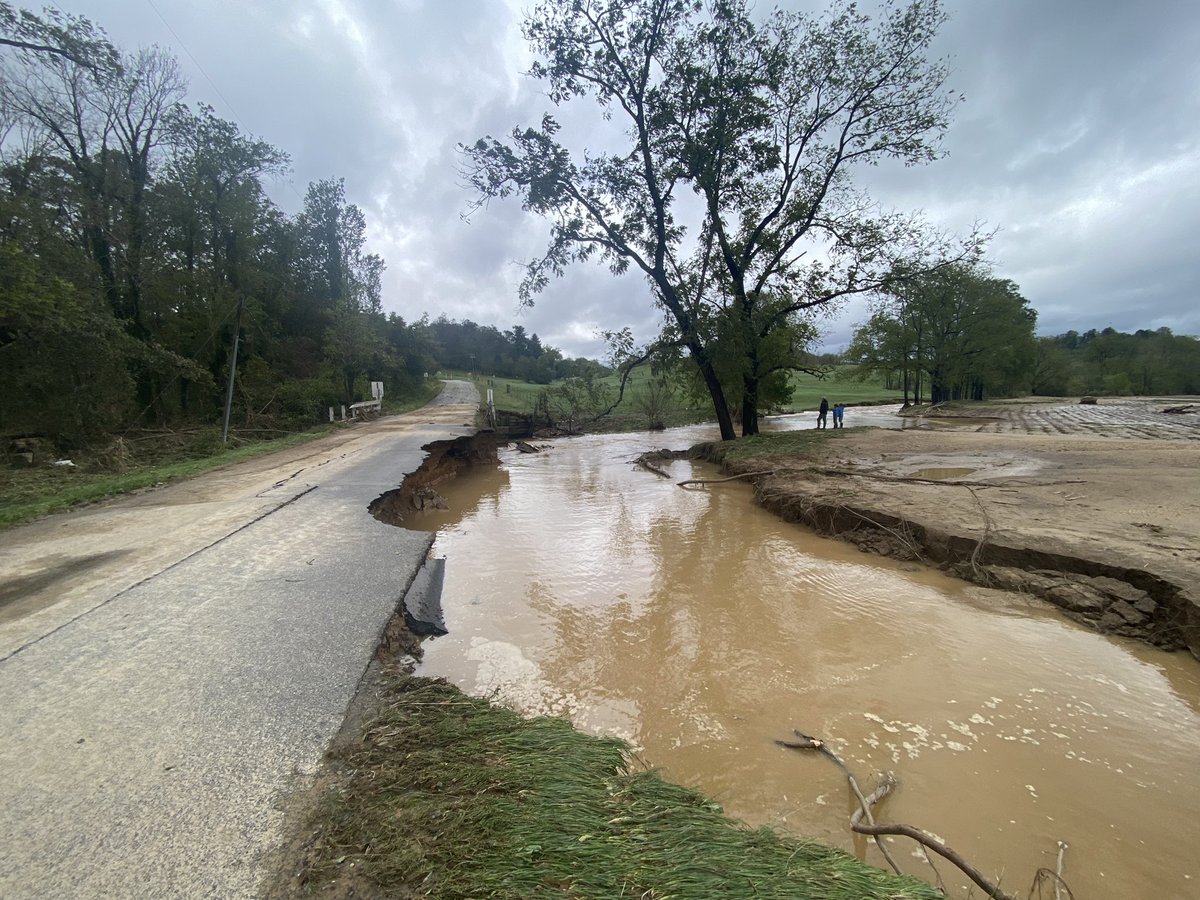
left=700, top=410, right=1200, bottom=659
left=368, top=432, right=507, bottom=526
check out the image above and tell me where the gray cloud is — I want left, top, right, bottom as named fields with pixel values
left=45, top=0, right=1200, bottom=357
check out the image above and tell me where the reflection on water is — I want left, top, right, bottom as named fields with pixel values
left=414, top=428, right=1200, bottom=899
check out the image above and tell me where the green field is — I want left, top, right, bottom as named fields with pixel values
left=466, top=365, right=899, bottom=430
left=781, top=367, right=902, bottom=412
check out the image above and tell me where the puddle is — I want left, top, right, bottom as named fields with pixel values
left=408, top=427, right=1200, bottom=899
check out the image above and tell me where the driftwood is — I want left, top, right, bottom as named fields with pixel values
left=778, top=729, right=1022, bottom=900
left=815, top=468, right=1087, bottom=488
left=775, top=733, right=903, bottom=876
left=1162, top=404, right=1196, bottom=414
left=676, top=470, right=773, bottom=488
left=634, top=452, right=671, bottom=479
left=514, top=440, right=540, bottom=454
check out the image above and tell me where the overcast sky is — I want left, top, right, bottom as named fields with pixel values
left=43, top=0, right=1200, bottom=359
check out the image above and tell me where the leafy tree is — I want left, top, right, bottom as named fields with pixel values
left=1028, top=338, right=1073, bottom=396
left=0, top=3, right=117, bottom=68
left=848, top=264, right=1036, bottom=402
left=463, top=0, right=974, bottom=439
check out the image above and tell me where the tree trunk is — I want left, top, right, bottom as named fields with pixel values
left=691, top=341, right=736, bottom=440
left=741, top=379, right=759, bottom=436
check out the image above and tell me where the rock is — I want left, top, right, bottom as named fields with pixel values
left=1079, top=396, right=1097, bottom=405
left=1045, top=583, right=1108, bottom=615
left=1085, top=575, right=1152, bottom=607
left=412, top=487, right=449, bottom=511
left=1098, top=611, right=1127, bottom=632
left=984, top=565, right=1051, bottom=593
left=1108, top=599, right=1148, bottom=625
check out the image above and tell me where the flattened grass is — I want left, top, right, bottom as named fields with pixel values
left=301, top=675, right=939, bottom=899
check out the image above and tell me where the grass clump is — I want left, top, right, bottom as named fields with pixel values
left=298, top=675, right=939, bottom=899
left=703, top=428, right=858, bottom=470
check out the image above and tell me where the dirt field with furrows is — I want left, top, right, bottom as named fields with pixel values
left=908, top=396, right=1200, bottom=440
left=725, top=397, right=1200, bottom=658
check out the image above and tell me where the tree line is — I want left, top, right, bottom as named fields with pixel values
left=0, top=7, right=595, bottom=451
left=1029, top=327, right=1200, bottom=398
left=843, top=261, right=1199, bottom=402
left=427, top=318, right=607, bottom=385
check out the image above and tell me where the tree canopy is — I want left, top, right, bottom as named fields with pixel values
left=0, top=10, right=436, bottom=446
left=847, top=263, right=1036, bottom=404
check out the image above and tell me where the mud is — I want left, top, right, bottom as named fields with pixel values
left=368, top=432, right=506, bottom=526
left=0, top=550, right=131, bottom=623
left=698, top=416, right=1200, bottom=658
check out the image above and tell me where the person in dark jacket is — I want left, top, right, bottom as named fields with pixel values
left=817, top=397, right=829, bottom=429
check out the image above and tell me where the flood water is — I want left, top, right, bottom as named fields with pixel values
left=412, top=426, right=1200, bottom=899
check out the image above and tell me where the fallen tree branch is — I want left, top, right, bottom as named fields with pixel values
left=634, top=452, right=671, bottom=479
left=778, top=729, right=1019, bottom=900
left=841, top=508, right=925, bottom=560
left=677, top=470, right=773, bottom=488
left=774, top=734, right=903, bottom=876
left=814, top=468, right=1087, bottom=488
left=964, top=484, right=994, bottom=578
left=816, top=467, right=990, bottom=487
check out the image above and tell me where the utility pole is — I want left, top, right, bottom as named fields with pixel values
left=221, top=293, right=245, bottom=443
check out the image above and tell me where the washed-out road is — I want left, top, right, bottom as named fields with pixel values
left=0, top=381, right=479, bottom=898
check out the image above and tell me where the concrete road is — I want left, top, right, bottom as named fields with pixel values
left=0, top=381, right=479, bottom=898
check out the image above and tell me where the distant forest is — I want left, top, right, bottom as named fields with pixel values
left=861, top=326, right=1200, bottom=404
left=1029, top=327, right=1200, bottom=397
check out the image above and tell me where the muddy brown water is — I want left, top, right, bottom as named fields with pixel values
left=410, top=426, right=1200, bottom=899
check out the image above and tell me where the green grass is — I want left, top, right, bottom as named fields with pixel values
left=299, top=675, right=939, bottom=899
left=782, top=367, right=902, bottom=412
left=383, top=377, right=445, bottom=415
left=1, top=379, right=449, bottom=530
left=0, top=428, right=332, bottom=529
left=470, top=373, right=550, bottom=414
left=471, top=367, right=897, bottom=419
left=468, top=369, right=714, bottom=433
left=460, top=366, right=898, bottom=435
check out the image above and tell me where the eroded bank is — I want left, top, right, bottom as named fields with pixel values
left=396, top=426, right=1199, bottom=900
